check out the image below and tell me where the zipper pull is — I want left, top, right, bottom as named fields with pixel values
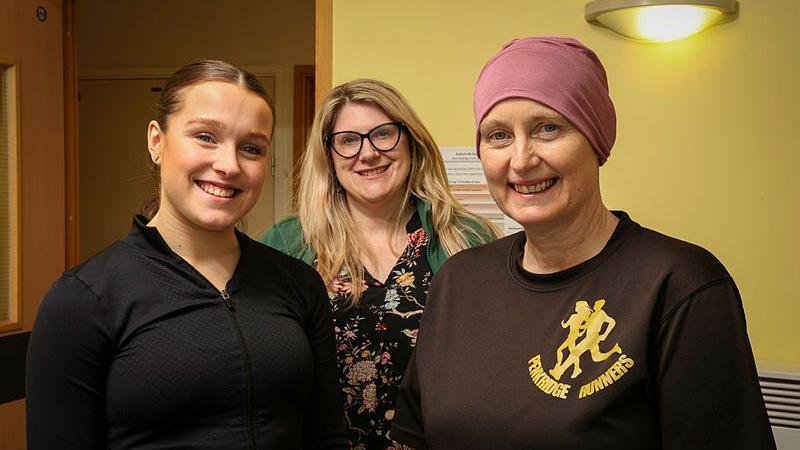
left=220, top=290, right=234, bottom=311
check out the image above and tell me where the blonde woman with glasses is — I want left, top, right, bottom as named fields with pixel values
left=261, top=79, right=497, bottom=449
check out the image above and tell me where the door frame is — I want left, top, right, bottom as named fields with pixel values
left=65, top=0, right=79, bottom=269
left=292, top=64, right=315, bottom=204
left=315, top=0, right=332, bottom=105
left=78, top=64, right=293, bottom=221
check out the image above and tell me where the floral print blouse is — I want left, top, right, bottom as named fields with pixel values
left=328, top=213, right=430, bottom=449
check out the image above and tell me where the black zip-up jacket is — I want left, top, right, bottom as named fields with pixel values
left=26, top=217, right=348, bottom=449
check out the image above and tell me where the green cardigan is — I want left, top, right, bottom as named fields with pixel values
left=258, top=198, right=493, bottom=273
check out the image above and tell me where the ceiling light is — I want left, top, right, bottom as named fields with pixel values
left=585, top=0, right=739, bottom=42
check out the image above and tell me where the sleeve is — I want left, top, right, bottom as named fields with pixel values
left=390, top=349, right=428, bottom=449
left=259, top=222, right=289, bottom=252
left=653, top=278, right=777, bottom=450
left=26, top=274, right=113, bottom=450
left=459, top=214, right=497, bottom=248
left=302, top=271, right=349, bottom=450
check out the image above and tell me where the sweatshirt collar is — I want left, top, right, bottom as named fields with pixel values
left=508, top=211, right=636, bottom=291
left=124, top=215, right=250, bottom=263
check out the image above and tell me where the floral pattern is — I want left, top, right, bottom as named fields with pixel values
left=328, top=213, right=430, bottom=449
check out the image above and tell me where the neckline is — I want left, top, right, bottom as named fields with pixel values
left=364, top=212, right=423, bottom=286
left=125, top=215, right=250, bottom=292
left=508, top=211, right=637, bottom=292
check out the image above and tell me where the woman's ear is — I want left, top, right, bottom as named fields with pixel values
left=147, top=120, right=164, bottom=165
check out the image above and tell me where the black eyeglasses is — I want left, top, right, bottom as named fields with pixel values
left=325, top=122, right=406, bottom=158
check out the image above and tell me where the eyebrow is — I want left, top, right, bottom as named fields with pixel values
left=331, top=121, right=398, bottom=135
left=480, top=113, right=565, bottom=130
left=185, top=117, right=271, bottom=142
left=186, top=117, right=227, bottom=129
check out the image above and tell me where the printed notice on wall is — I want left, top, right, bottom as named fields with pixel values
left=440, top=147, right=523, bottom=236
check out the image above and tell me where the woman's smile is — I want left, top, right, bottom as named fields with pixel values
left=356, top=164, right=391, bottom=178
left=195, top=180, right=239, bottom=199
left=511, top=178, right=558, bottom=195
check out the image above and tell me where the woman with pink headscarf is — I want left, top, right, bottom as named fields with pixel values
left=390, top=36, right=775, bottom=449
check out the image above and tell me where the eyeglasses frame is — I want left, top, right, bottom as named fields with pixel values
left=325, top=121, right=407, bottom=159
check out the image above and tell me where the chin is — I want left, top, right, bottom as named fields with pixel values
left=198, top=221, right=237, bottom=232
left=505, top=205, right=561, bottom=228
left=191, top=211, right=241, bottom=232
left=350, top=189, right=395, bottom=206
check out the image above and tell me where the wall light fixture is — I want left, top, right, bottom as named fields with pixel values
left=585, top=0, right=739, bottom=42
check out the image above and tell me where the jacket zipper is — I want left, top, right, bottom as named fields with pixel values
left=221, top=289, right=257, bottom=450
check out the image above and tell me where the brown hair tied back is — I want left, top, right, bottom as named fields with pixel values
left=141, top=60, right=275, bottom=219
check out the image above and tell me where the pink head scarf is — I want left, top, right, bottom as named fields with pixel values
left=473, top=36, right=616, bottom=165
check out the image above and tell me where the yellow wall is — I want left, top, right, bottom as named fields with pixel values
left=333, top=0, right=800, bottom=363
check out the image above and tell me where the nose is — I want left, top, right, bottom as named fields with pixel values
left=358, top=138, right=381, bottom=162
left=212, top=144, right=242, bottom=177
left=509, top=135, right=541, bottom=174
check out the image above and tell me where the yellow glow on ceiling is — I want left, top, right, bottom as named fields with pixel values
left=595, top=5, right=726, bottom=42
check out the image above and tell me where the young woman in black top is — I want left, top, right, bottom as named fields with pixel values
left=26, top=60, right=348, bottom=450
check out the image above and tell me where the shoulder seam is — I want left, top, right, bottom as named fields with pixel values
left=60, top=272, right=117, bottom=348
left=62, top=272, right=103, bottom=302
left=657, top=276, right=733, bottom=331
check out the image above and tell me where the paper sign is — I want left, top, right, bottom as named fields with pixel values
left=440, top=147, right=522, bottom=236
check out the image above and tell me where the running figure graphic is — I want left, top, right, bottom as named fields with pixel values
left=553, top=301, right=592, bottom=368
left=550, top=299, right=622, bottom=380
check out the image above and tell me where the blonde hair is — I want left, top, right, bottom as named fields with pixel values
left=297, top=79, right=498, bottom=306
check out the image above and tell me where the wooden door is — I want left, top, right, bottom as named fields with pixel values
left=78, top=78, right=164, bottom=259
left=79, top=75, right=277, bottom=260
left=0, top=1, right=68, bottom=449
